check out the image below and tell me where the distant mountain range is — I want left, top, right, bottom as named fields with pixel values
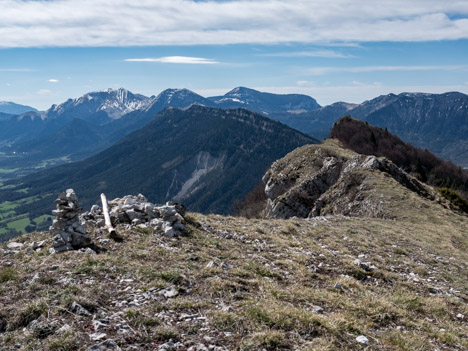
left=0, top=87, right=323, bottom=179
left=0, top=88, right=467, bottom=182
left=350, top=92, right=468, bottom=168
left=208, top=86, right=321, bottom=114
left=0, top=101, right=37, bottom=115
left=0, top=106, right=315, bottom=228
left=273, top=92, right=468, bottom=167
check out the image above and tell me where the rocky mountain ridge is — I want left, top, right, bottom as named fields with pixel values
left=300, top=92, right=468, bottom=167
left=263, top=139, right=437, bottom=220
left=208, top=87, right=321, bottom=115
left=46, top=88, right=151, bottom=121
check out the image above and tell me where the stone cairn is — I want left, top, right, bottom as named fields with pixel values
left=50, top=189, right=93, bottom=253
left=80, top=194, right=186, bottom=237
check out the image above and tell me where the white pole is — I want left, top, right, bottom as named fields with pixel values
left=100, top=193, right=117, bottom=237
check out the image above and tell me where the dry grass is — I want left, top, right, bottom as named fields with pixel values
left=0, top=200, right=467, bottom=350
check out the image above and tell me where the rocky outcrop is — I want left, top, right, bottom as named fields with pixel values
left=50, top=189, right=93, bottom=253
left=263, top=140, right=435, bottom=219
left=80, top=194, right=186, bottom=237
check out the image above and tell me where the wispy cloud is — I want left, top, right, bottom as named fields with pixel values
left=0, top=1, right=467, bottom=47
left=125, top=56, right=219, bottom=64
left=36, top=89, right=52, bottom=95
left=48, top=79, right=59, bottom=83
left=307, top=65, right=468, bottom=75
left=258, top=50, right=353, bottom=58
left=0, top=68, right=34, bottom=72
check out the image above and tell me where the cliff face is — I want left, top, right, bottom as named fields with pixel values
left=263, top=139, right=437, bottom=220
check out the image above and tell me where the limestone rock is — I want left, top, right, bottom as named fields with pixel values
left=356, top=335, right=369, bottom=345
left=7, top=242, right=24, bottom=249
left=263, top=141, right=435, bottom=219
left=50, top=189, right=93, bottom=253
left=86, top=339, right=121, bottom=351
left=80, top=195, right=186, bottom=237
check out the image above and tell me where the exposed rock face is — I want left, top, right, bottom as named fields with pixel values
left=80, top=194, right=186, bottom=237
left=50, top=189, right=93, bottom=253
left=263, top=140, right=435, bottom=219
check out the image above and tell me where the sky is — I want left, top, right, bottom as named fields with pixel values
left=0, top=0, right=468, bottom=110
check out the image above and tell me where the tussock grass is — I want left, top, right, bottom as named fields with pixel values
left=0, top=198, right=467, bottom=350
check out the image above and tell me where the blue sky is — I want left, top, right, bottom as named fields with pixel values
left=0, top=0, right=467, bottom=110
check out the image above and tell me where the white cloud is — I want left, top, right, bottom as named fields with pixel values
left=258, top=50, right=353, bottom=58
left=0, top=68, right=34, bottom=72
left=125, top=56, right=219, bottom=64
left=307, top=65, right=468, bottom=75
left=0, top=0, right=467, bottom=47
left=48, top=79, right=59, bottom=83
left=297, top=80, right=312, bottom=86
left=36, top=89, right=52, bottom=95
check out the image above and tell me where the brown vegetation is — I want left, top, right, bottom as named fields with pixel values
left=330, top=116, right=468, bottom=204
left=234, top=182, right=267, bottom=218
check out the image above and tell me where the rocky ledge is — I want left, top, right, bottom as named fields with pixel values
left=263, top=139, right=436, bottom=219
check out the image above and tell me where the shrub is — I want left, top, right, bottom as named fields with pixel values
left=234, top=182, right=268, bottom=218
left=0, top=267, right=17, bottom=284
left=439, top=188, right=468, bottom=213
left=331, top=116, right=468, bottom=202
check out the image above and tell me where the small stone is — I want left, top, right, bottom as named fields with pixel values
left=93, top=319, right=109, bottom=331
left=312, top=305, right=324, bottom=314
left=456, top=313, right=464, bottom=320
left=356, top=335, right=369, bottom=345
left=90, top=205, right=101, bottom=214
left=205, top=261, right=217, bottom=268
left=160, top=287, right=179, bottom=298
left=125, top=209, right=140, bottom=221
left=123, top=198, right=136, bottom=206
left=7, top=242, right=24, bottom=249
left=57, top=324, right=72, bottom=334
left=70, top=302, right=91, bottom=316
left=188, top=344, right=209, bottom=351
left=158, top=341, right=176, bottom=351
left=74, top=225, right=87, bottom=235
left=164, top=226, right=177, bottom=237
left=429, top=287, right=442, bottom=294
left=89, top=332, right=107, bottom=341
left=354, top=258, right=375, bottom=271
left=308, top=265, right=321, bottom=273
left=86, top=339, right=121, bottom=351
left=158, top=205, right=177, bottom=217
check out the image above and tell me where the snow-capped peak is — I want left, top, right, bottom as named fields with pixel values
left=46, top=88, right=151, bottom=120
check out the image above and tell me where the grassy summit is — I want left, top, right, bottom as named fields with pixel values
left=0, top=140, right=467, bottom=350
